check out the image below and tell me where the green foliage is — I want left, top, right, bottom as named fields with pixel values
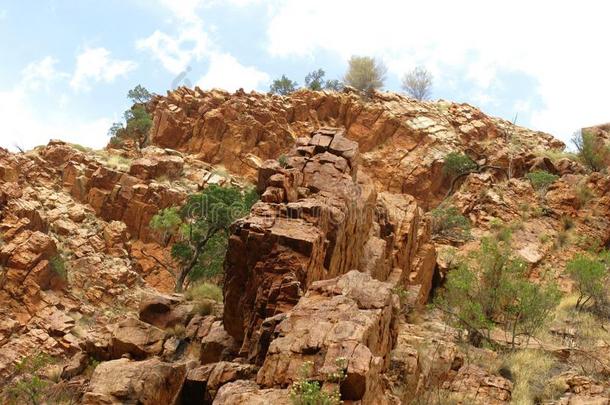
left=526, top=170, right=559, bottom=193
left=3, top=354, right=56, bottom=405
left=572, top=129, right=609, bottom=172
left=436, top=237, right=560, bottom=348
left=270, top=74, right=298, bottom=95
left=304, top=69, right=344, bottom=91
left=185, top=282, right=223, bottom=302
left=430, top=205, right=470, bottom=241
left=289, top=360, right=345, bottom=405
left=343, top=55, right=387, bottom=95
left=401, top=66, right=433, bottom=101
left=305, top=69, right=326, bottom=91
left=150, top=185, right=258, bottom=292
left=108, top=86, right=153, bottom=148
left=49, top=255, right=67, bottom=281
left=278, top=154, right=288, bottom=168
left=324, top=79, right=344, bottom=92
left=442, top=152, right=477, bottom=178
left=127, top=84, right=153, bottom=104
left=566, top=252, right=609, bottom=311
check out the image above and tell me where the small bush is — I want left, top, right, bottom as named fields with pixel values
left=401, top=66, right=433, bottom=101
left=166, top=324, right=186, bottom=339
left=289, top=360, right=345, bottom=405
left=106, top=155, right=132, bottom=171
left=270, top=75, right=298, bottom=95
left=49, top=255, right=67, bottom=281
left=561, top=215, right=574, bottom=231
left=343, top=56, right=387, bottom=95
left=572, top=129, right=609, bottom=172
left=194, top=301, right=214, bottom=316
left=566, top=252, right=608, bottom=311
left=526, top=170, right=559, bottom=193
left=185, top=282, right=223, bottom=302
left=430, top=205, right=470, bottom=241
left=442, top=152, right=477, bottom=178
left=278, top=155, right=288, bottom=168
left=436, top=237, right=560, bottom=348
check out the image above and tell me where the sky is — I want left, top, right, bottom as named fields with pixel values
left=0, top=0, right=608, bottom=151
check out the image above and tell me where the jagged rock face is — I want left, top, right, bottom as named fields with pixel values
left=149, top=87, right=564, bottom=207
left=223, top=128, right=436, bottom=363
left=223, top=129, right=377, bottom=353
left=258, top=270, right=398, bottom=404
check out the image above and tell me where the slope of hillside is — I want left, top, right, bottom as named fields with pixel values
left=0, top=87, right=608, bottom=404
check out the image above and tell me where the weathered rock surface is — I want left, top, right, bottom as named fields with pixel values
left=149, top=87, right=564, bottom=206
left=110, top=317, right=166, bottom=359
left=82, top=357, right=186, bottom=405
left=257, top=270, right=398, bottom=404
left=223, top=128, right=378, bottom=355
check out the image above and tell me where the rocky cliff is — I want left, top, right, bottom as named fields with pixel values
left=0, top=88, right=608, bottom=404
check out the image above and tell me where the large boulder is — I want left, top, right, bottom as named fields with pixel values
left=110, top=317, right=165, bottom=359
left=82, top=357, right=186, bottom=405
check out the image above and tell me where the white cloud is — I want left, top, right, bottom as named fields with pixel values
left=21, top=57, right=67, bottom=91
left=0, top=54, right=115, bottom=152
left=139, top=0, right=270, bottom=91
left=136, top=25, right=211, bottom=74
left=0, top=87, right=112, bottom=151
left=70, top=47, right=137, bottom=92
left=264, top=0, right=610, bottom=142
left=197, top=52, right=269, bottom=91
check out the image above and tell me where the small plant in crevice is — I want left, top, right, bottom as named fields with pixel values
left=442, top=152, right=477, bottom=178
left=526, top=170, right=558, bottom=196
left=430, top=204, right=471, bottom=241
left=289, top=358, right=347, bottom=405
left=278, top=154, right=289, bottom=168
left=49, top=255, right=68, bottom=281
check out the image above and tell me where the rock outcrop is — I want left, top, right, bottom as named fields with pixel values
left=223, top=128, right=435, bottom=362
left=149, top=87, right=564, bottom=206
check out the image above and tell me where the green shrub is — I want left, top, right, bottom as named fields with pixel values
left=194, top=301, right=215, bottom=316
left=270, top=75, right=298, bottom=95
left=430, top=205, right=470, bottom=241
left=303, top=70, right=344, bottom=92
left=278, top=155, right=288, bottom=168
left=289, top=360, right=345, bottom=405
left=566, top=252, right=608, bottom=311
left=436, top=237, right=560, bottom=348
left=442, top=152, right=477, bottom=178
left=150, top=185, right=258, bottom=292
left=107, top=86, right=153, bottom=148
left=49, top=255, right=67, bottom=281
left=3, top=354, right=56, bottom=405
left=526, top=170, right=558, bottom=193
left=572, top=130, right=609, bottom=172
